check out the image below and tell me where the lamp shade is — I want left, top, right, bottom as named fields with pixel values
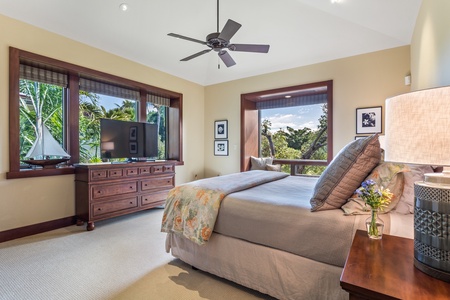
left=385, top=85, right=450, bottom=283
left=385, top=86, right=450, bottom=166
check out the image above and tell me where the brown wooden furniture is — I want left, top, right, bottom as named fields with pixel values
left=340, top=230, right=450, bottom=300
left=75, top=161, right=175, bottom=231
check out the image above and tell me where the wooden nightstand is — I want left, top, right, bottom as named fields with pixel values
left=340, top=230, right=450, bottom=300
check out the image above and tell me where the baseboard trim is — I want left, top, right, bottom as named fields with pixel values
left=0, top=216, right=76, bottom=243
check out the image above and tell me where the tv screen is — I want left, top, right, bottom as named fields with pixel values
left=100, top=119, right=158, bottom=160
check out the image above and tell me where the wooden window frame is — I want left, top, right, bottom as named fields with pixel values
left=240, top=80, right=333, bottom=172
left=7, top=47, right=183, bottom=179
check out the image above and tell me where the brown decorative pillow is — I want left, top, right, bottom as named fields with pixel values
left=250, top=156, right=273, bottom=170
left=341, top=162, right=409, bottom=215
left=310, top=134, right=381, bottom=211
left=266, top=164, right=281, bottom=172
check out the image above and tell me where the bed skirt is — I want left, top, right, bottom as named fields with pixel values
left=166, top=232, right=348, bottom=300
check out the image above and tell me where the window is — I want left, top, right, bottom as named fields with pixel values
left=240, top=81, right=333, bottom=175
left=19, top=79, right=66, bottom=163
left=78, top=77, right=140, bottom=163
left=260, top=102, right=328, bottom=175
left=8, top=47, right=183, bottom=179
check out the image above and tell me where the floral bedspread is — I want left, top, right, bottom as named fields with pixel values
left=161, top=170, right=289, bottom=245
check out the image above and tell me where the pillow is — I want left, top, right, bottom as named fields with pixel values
left=395, top=164, right=433, bottom=214
left=310, top=134, right=381, bottom=211
left=250, top=156, right=273, bottom=170
left=266, top=164, right=281, bottom=172
left=341, top=162, right=409, bottom=215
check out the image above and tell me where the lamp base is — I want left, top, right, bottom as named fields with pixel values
left=414, top=181, right=450, bottom=282
left=414, top=258, right=450, bottom=283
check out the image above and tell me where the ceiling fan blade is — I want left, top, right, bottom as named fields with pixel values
left=168, top=33, right=206, bottom=45
left=180, top=49, right=212, bottom=61
left=218, top=51, right=236, bottom=67
left=218, top=19, right=242, bottom=41
left=229, top=44, right=270, bottom=53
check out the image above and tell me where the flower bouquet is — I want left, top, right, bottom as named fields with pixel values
left=355, top=179, right=393, bottom=239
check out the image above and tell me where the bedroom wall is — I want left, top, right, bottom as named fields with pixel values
left=203, top=46, right=411, bottom=178
left=0, top=14, right=205, bottom=232
left=410, top=0, right=450, bottom=90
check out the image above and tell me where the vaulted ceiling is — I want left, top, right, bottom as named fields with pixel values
left=0, top=0, right=422, bottom=86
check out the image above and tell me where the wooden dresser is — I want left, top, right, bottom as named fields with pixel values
left=75, top=161, right=175, bottom=231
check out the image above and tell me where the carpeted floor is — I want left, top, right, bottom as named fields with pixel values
left=0, top=208, right=273, bottom=299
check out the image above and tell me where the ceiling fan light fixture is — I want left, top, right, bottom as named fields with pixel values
left=119, top=3, right=129, bottom=11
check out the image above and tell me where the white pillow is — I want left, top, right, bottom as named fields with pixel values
left=395, top=164, right=433, bottom=214
left=250, top=156, right=273, bottom=170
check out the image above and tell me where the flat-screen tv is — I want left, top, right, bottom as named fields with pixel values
left=100, top=119, right=158, bottom=161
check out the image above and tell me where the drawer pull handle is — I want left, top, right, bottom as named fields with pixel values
left=130, top=202, right=133, bottom=204
left=97, top=208, right=102, bottom=211
left=129, top=186, right=133, bottom=189
left=144, top=184, right=148, bottom=187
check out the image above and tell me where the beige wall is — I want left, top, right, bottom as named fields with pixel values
left=0, top=14, right=205, bottom=231
left=411, top=0, right=450, bottom=90
left=3, top=0, right=447, bottom=233
left=204, top=47, right=411, bottom=178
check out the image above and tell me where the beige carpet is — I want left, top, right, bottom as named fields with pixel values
left=0, top=208, right=274, bottom=300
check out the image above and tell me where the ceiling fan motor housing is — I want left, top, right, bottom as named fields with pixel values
left=206, top=32, right=229, bottom=51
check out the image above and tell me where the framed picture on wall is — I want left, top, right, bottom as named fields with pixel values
left=214, top=140, right=228, bottom=156
left=356, top=106, right=382, bottom=134
left=129, top=126, right=137, bottom=141
left=214, top=120, right=228, bottom=139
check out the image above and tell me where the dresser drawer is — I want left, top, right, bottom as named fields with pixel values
left=152, top=165, right=164, bottom=173
left=141, top=190, right=169, bottom=207
left=92, top=197, right=138, bottom=217
left=125, top=167, right=139, bottom=177
left=90, top=170, right=107, bottom=181
left=91, top=181, right=138, bottom=200
left=139, top=166, right=151, bottom=175
left=163, top=164, right=174, bottom=173
left=108, top=168, right=123, bottom=178
left=141, top=175, right=174, bottom=191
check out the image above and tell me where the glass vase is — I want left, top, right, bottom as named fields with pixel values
left=365, top=208, right=384, bottom=239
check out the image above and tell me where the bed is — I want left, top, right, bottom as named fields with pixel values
left=161, top=135, right=417, bottom=299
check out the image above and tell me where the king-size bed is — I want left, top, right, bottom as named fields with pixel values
left=161, top=135, right=417, bottom=299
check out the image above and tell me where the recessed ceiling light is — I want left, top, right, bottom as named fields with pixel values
left=331, top=0, right=341, bottom=3
left=119, top=3, right=129, bottom=11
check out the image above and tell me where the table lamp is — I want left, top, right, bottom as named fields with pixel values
left=384, top=85, right=450, bottom=282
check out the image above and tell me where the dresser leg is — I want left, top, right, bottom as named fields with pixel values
left=87, top=222, right=95, bottom=231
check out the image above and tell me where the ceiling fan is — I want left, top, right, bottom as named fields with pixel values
left=167, top=0, right=270, bottom=67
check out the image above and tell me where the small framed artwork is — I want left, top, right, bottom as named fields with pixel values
left=214, top=140, right=229, bottom=156
left=214, top=120, right=228, bottom=139
left=129, top=126, right=137, bottom=141
left=356, top=106, right=382, bottom=134
left=129, top=142, right=138, bottom=154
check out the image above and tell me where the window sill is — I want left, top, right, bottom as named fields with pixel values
left=6, top=166, right=75, bottom=179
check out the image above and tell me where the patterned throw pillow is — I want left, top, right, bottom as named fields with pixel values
left=341, top=162, right=409, bottom=215
left=395, top=164, right=433, bottom=214
left=310, top=134, right=381, bottom=211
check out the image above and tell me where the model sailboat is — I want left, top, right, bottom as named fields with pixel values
left=22, top=124, right=70, bottom=169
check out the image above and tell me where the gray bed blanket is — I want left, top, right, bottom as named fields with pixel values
left=214, top=175, right=374, bottom=267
